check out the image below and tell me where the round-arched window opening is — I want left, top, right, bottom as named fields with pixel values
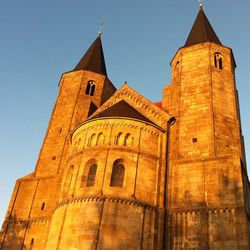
left=110, top=160, right=125, bottom=187
left=86, top=164, right=97, bottom=187
left=85, top=80, right=96, bottom=96
left=214, top=52, right=223, bottom=70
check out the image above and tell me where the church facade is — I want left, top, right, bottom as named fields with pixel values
left=1, top=6, right=250, bottom=250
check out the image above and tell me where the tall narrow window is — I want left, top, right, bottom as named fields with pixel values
left=81, top=159, right=97, bottom=188
left=85, top=81, right=91, bottom=95
left=110, top=160, right=125, bottom=187
left=214, top=52, right=223, bottom=70
left=85, top=80, right=95, bottom=96
left=86, top=164, right=97, bottom=187
left=90, top=84, right=95, bottom=96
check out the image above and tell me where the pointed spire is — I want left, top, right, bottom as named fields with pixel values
left=184, top=7, right=221, bottom=47
left=98, top=22, right=104, bottom=38
left=74, top=36, right=107, bottom=76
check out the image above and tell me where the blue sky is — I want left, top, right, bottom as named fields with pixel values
left=0, top=0, right=249, bottom=225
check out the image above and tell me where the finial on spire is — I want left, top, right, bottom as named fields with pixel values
left=199, top=0, right=203, bottom=8
left=98, top=22, right=104, bottom=37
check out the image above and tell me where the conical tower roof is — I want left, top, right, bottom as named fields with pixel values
left=74, top=36, right=107, bottom=76
left=185, top=7, right=221, bottom=47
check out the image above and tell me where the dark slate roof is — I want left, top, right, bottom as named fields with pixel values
left=90, top=100, right=156, bottom=125
left=185, top=7, right=221, bottom=47
left=74, top=36, right=107, bottom=76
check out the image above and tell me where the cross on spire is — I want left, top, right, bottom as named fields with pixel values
left=199, top=0, right=203, bottom=8
left=98, top=22, right=104, bottom=37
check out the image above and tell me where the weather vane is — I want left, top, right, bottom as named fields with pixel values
left=98, top=22, right=104, bottom=37
left=199, top=0, right=203, bottom=8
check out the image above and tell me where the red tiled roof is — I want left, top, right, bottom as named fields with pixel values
left=154, top=101, right=162, bottom=109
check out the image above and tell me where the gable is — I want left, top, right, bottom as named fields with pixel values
left=88, top=84, right=171, bottom=129
left=91, top=100, right=156, bottom=126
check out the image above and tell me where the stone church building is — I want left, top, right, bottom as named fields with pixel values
left=1, top=6, right=250, bottom=250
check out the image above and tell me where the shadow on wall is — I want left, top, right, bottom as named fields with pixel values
left=169, top=171, right=247, bottom=249
left=1, top=214, right=27, bottom=250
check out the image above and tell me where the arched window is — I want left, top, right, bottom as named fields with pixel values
left=116, top=132, right=123, bottom=146
left=214, top=53, right=223, bottom=70
left=86, top=164, right=97, bottom=187
left=90, top=134, right=97, bottom=147
left=97, top=133, right=105, bottom=145
left=85, top=80, right=96, bottom=96
left=63, top=165, right=74, bottom=195
left=81, top=159, right=97, bottom=188
left=124, top=133, right=133, bottom=147
left=90, top=84, right=95, bottom=96
left=110, top=160, right=125, bottom=187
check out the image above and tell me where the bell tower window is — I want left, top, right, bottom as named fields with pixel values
left=214, top=52, right=223, bottom=70
left=85, top=80, right=96, bottom=96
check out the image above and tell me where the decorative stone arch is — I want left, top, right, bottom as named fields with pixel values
left=124, top=133, right=133, bottom=147
left=96, top=132, right=105, bottom=146
left=116, top=132, right=124, bottom=146
left=110, top=159, right=125, bottom=187
left=89, top=133, right=97, bottom=147
left=63, top=165, right=74, bottom=197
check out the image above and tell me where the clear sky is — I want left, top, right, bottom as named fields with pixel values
left=0, top=0, right=249, bottom=226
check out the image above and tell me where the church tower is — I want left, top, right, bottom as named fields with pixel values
left=35, top=35, right=116, bottom=177
left=163, top=5, right=250, bottom=249
left=0, top=36, right=116, bottom=249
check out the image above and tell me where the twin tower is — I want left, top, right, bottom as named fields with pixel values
left=1, top=6, right=250, bottom=250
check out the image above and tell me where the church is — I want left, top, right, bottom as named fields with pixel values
left=1, top=5, right=250, bottom=250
